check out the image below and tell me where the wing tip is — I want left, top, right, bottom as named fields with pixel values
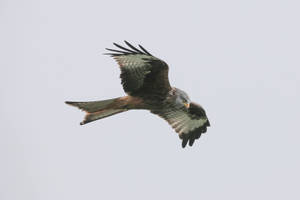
left=182, top=138, right=188, bottom=148
left=180, top=123, right=210, bottom=148
left=65, top=101, right=76, bottom=106
left=105, top=41, right=153, bottom=57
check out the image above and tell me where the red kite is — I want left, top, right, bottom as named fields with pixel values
left=66, top=41, right=210, bottom=148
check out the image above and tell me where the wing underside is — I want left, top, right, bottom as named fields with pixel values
left=151, top=102, right=210, bottom=148
left=105, top=41, right=171, bottom=97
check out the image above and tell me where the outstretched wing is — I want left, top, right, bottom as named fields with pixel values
left=105, top=41, right=171, bottom=97
left=151, top=102, right=210, bottom=148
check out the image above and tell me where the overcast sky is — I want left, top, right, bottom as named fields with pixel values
left=1, top=0, right=300, bottom=199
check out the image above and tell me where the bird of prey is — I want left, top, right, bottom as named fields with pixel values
left=65, top=41, right=210, bottom=148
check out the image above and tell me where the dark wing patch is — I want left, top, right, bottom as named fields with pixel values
left=105, top=41, right=171, bottom=97
left=151, top=102, right=210, bottom=148
left=189, top=102, right=211, bottom=126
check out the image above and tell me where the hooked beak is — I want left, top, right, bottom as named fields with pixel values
left=184, top=102, right=190, bottom=109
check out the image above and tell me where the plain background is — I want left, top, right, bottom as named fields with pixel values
left=1, top=0, right=299, bottom=199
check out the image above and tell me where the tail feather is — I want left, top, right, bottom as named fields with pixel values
left=65, top=97, right=127, bottom=125
left=65, top=98, right=119, bottom=113
left=80, top=109, right=125, bottom=125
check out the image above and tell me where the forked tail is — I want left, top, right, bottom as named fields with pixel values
left=65, top=97, right=127, bottom=125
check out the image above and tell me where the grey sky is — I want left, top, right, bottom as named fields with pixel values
left=1, top=0, right=300, bottom=199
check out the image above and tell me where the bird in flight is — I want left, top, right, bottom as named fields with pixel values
left=66, top=41, right=210, bottom=148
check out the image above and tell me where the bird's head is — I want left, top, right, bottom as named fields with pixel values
left=174, top=88, right=191, bottom=109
